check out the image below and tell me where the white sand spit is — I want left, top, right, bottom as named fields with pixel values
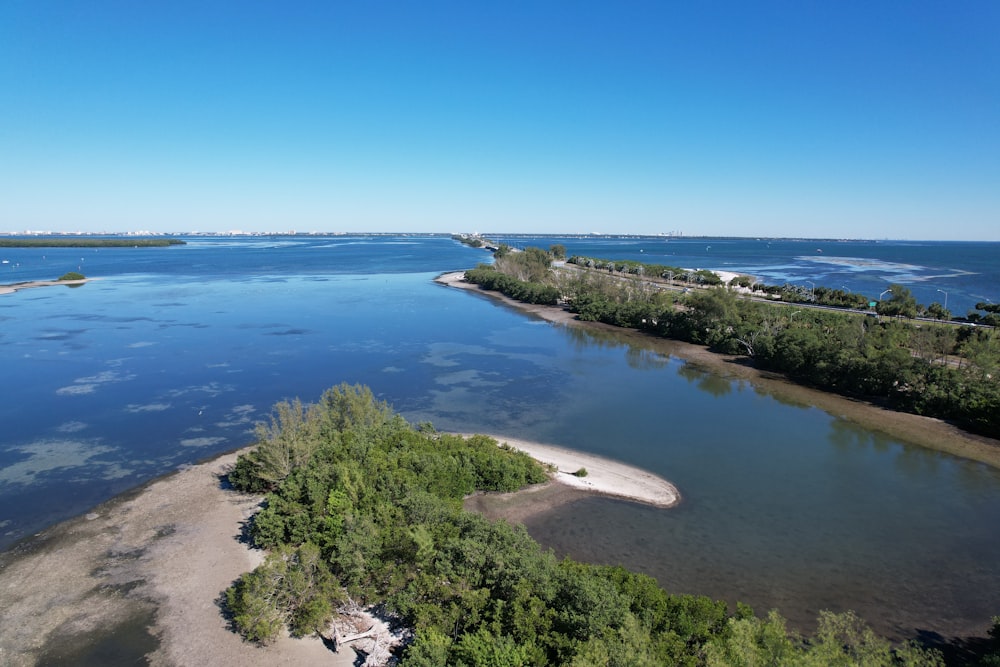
left=457, top=433, right=680, bottom=508
left=435, top=270, right=467, bottom=286
left=712, top=269, right=744, bottom=284
left=0, top=278, right=90, bottom=296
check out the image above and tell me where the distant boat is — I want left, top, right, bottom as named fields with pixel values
left=1, top=259, right=9, bottom=264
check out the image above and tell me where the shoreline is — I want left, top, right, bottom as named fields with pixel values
left=0, top=278, right=89, bottom=296
left=0, top=449, right=355, bottom=666
left=1, top=271, right=995, bottom=662
left=435, top=270, right=1000, bottom=470
left=455, top=432, right=680, bottom=509
left=0, top=431, right=668, bottom=665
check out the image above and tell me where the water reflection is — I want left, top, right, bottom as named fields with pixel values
left=828, top=418, right=877, bottom=453
left=894, top=443, right=943, bottom=478
left=955, top=458, right=1000, bottom=496
left=561, top=321, right=629, bottom=350
left=624, top=346, right=671, bottom=371
left=558, top=321, right=672, bottom=371
left=750, top=382, right=812, bottom=409
left=677, top=363, right=733, bottom=397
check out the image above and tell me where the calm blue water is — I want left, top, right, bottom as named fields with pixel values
left=490, top=235, right=1000, bottom=317
left=1, top=235, right=999, bottom=640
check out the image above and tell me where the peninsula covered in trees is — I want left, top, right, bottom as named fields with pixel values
left=461, top=244, right=1000, bottom=440
left=223, top=383, right=960, bottom=665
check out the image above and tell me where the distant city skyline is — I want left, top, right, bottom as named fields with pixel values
left=2, top=2, right=997, bottom=241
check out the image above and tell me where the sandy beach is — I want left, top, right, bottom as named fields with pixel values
left=457, top=433, right=679, bottom=508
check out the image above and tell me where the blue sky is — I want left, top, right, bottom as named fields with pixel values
left=2, top=2, right=997, bottom=239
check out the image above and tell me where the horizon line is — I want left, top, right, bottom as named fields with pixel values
left=1, top=230, right=997, bottom=244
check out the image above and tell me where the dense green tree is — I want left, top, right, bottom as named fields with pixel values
left=924, top=302, right=951, bottom=321
left=403, top=628, right=453, bottom=666
left=704, top=610, right=797, bottom=667
left=704, top=610, right=944, bottom=667
left=877, top=284, right=919, bottom=319
left=493, top=246, right=552, bottom=283
left=465, top=266, right=561, bottom=305
left=570, top=614, right=663, bottom=667
left=453, top=628, right=535, bottom=667
left=228, top=398, right=321, bottom=491
left=226, top=542, right=341, bottom=643
left=675, top=287, right=741, bottom=350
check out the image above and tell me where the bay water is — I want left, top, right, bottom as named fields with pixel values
left=1, top=235, right=998, bottom=641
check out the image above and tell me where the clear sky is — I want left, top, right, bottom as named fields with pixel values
left=2, top=1, right=997, bottom=239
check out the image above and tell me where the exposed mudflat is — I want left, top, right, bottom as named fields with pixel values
left=0, top=450, right=354, bottom=667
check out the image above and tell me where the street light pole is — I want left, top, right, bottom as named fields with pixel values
left=807, top=281, right=815, bottom=301
left=877, top=288, right=893, bottom=322
left=937, top=289, right=948, bottom=311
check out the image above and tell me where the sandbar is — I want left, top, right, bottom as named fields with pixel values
left=456, top=433, right=679, bottom=509
left=0, top=278, right=89, bottom=296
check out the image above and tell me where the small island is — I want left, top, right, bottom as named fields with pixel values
left=0, top=272, right=89, bottom=296
left=0, top=237, right=185, bottom=247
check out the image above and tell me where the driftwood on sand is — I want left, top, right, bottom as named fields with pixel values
left=323, top=601, right=410, bottom=667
